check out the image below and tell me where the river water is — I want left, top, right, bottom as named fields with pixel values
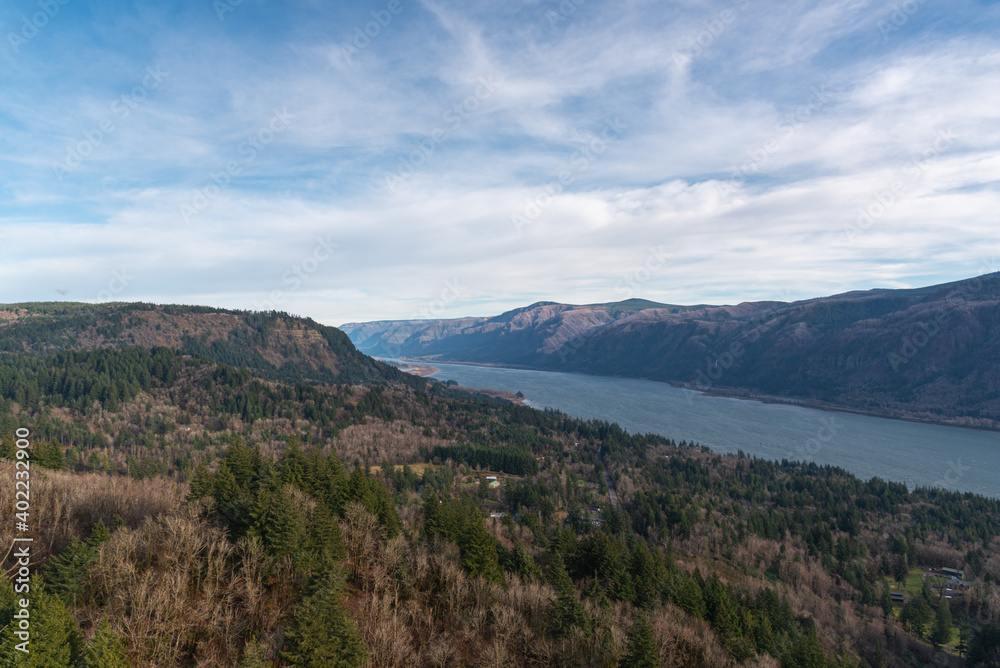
left=421, top=362, right=1000, bottom=498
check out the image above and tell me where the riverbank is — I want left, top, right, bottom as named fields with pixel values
left=394, top=356, right=1000, bottom=434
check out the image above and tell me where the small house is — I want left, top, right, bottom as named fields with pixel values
left=889, top=592, right=905, bottom=603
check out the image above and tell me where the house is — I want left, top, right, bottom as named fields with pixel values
left=941, top=567, right=964, bottom=578
left=489, top=511, right=506, bottom=519
left=890, top=592, right=905, bottom=603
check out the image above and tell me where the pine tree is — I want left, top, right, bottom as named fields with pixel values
left=422, top=491, right=442, bottom=537
left=672, top=573, right=706, bottom=618
left=0, top=433, right=14, bottom=459
left=251, top=485, right=306, bottom=560
left=547, top=555, right=590, bottom=638
left=44, top=537, right=94, bottom=607
left=931, top=598, right=953, bottom=650
left=787, top=619, right=827, bottom=668
left=280, top=572, right=366, bottom=667
left=619, top=614, right=660, bottom=668
left=0, top=580, right=82, bottom=667
left=239, top=639, right=273, bottom=667
left=457, top=509, right=502, bottom=584
left=82, top=620, right=131, bottom=667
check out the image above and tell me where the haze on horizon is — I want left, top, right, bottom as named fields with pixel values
left=2, top=0, right=999, bottom=326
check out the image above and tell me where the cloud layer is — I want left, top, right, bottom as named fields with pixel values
left=1, top=0, right=998, bottom=324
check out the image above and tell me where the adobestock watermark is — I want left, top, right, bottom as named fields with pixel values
left=844, top=128, right=958, bottom=243
left=373, top=76, right=501, bottom=191
left=512, top=116, right=626, bottom=236
left=381, top=279, right=466, bottom=358
left=180, top=107, right=293, bottom=224
left=614, top=246, right=670, bottom=300
left=544, top=0, right=587, bottom=28
left=52, top=65, right=168, bottom=181
left=255, top=235, right=338, bottom=311
left=887, top=257, right=999, bottom=372
left=557, top=246, right=670, bottom=363
left=786, top=416, right=845, bottom=463
left=934, top=458, right=971, bottom=490
left=718, top=84, right=830, bottom=196
left=340, top=0, right=405, bottom=63
left=689, top=301, right=791, bottom=396
left=95, top=268, right=134, bottom=302
left=7, top=0, right=70, bottom=53
left=674, top=0, right=750, bottom=66
left=877, top=0, right=926, bottom=41
left=213, top=0, right=249, bottom=22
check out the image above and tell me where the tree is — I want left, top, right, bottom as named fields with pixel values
left=672, top=573, right=706, bottom=618
left=900, top=596, right=932, bottom=639
left=786, top=618, right=826, bottom=668
left=547, top=555, right=590, bottom=638
left=82, top=620, right=131, bottom=668
left=968, top=621, right=1000, bottom=668
left=458, top=510, right=502, bottom=584
left=892, top=555, right=909, bottom=588
left=250, top=485, right=306, bottom=560
left=240, top=639, right=274, bottom=667
left=44, top=537, right=93, bottom=607
left=280, top=572, right=366, bottom=667
left=619, top=614, right=660, bottom=668
left=931, top=598, right=952, bottom=651
left=0, top=580, right=82, bottom=667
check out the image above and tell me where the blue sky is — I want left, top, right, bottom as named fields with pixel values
left=1, top=0, right=999, bottom=325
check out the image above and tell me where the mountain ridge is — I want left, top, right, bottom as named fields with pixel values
left=0, top=301, right=421, bottom=389
left=341, top=273, right=1000, bottom=429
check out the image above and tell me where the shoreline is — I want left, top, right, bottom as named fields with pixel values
left=392, top=356, right=1000, bottom=434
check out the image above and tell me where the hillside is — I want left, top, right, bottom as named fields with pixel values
left=0, top=302, right=419, bottom=388
left=0, top=303, right=997, bottom=667
left=342, top=273, right=1000, bottom=429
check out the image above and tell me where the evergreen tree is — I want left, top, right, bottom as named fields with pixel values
left=44, top=537, right=93, bottom=607
left=786, top=619, right=826, bottom=668
left=422, top=491, right=442, bottom=537
left=931, top=598, right=952, bottom=650
left=458, top=510, right=502, bottom=584
left=82, top=620, right=131, bottom=668
left=280, top=572, right=366, bottom=667
left=87, top=519, right=112, bottom=548
left=672, top=573, right=706, bottom=618
left=0, top=580, right=82, bottom=667
left=968, top=621, right=1000, bottom=667
left=619, top=614, right=660, bottom=668
left=0, top=433, right=14, bottom=459
left=251, top=485, right=306, bottom=560
left=239, top=639, right=273, bottom=668
left=547, top=555, right=590, bottom=638
left=35, top=439, right=65, bottom=470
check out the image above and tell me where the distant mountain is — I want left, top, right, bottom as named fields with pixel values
left=0, top=302, right=419, bottom=387
left=341, top=274, right=1000, bottom=428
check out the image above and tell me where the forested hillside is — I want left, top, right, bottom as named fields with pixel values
left=343, top=273, right=1000, bottom=429
left=0, top=309, right=997, bottom=666
left=0, top=302, right=417, bottom=388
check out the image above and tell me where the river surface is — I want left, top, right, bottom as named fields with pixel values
left=419, top=361, right=1000, bottom=499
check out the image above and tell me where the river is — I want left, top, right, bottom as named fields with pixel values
left=420, top=361, right=1000, bottom=498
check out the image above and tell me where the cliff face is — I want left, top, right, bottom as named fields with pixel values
left=0, top=302, right=418, bottom=387
left=342, top=274, right=1000, bottom=427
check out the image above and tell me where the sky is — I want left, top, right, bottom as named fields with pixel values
left=1, top=0, right=999, bottom=325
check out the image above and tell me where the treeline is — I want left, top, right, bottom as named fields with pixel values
left=430, top=443, right=538, bottom=475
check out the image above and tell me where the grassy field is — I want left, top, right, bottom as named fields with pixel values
left=885, top=568, right=962, bottom=651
